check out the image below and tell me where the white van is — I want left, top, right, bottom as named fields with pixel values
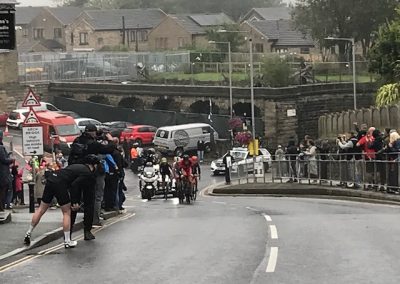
left=153, top=123, right=219, bottom=156
left=16, top=101, right=60, bottom=112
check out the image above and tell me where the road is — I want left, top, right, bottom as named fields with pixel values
left=2, top=130, right=400, bottom=283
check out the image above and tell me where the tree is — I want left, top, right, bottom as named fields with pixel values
left=375, top=83, right=400, bottom=107
left=260, top=56, right=293, bottom=87
left=369, top=11, right=400, bottom=83
left=292, top=0, right=398, bottom=60
left=206, top=23, right=246, bottom=52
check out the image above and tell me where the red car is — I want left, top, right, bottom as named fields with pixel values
left=120, top=125, right=157, bottom=146
left=0, top=111, right=8, bottom=126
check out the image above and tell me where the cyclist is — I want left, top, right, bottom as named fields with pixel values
left=159, top=157, right=173, bottom=189
left=190, top=156, right=201, bottom=197
left=179, top=155, right=194, bottom=183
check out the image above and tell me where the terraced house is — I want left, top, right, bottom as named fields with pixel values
left=65, top=9, right=167, bottom=52
left=148, top=13, right=234, bottom=51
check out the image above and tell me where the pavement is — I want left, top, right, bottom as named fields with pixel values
left=210, top=181, right=400, bottom=205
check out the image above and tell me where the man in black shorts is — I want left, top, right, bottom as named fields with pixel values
left=23, top=155, right=99, bottom=248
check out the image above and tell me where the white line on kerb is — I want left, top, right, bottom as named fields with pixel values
left=266, top=247, right=279, bottom=273
left=246, top=206, right=258, bottom=211
left=270, top=225, right=278, bottom=239
left=263, top=214, right=272, bottom=222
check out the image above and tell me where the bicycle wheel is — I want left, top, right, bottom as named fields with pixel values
left=164, top=184, right=168, bottom=200
left=193, top=181, right=198, bottom=201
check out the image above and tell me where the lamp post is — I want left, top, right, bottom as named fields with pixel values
left=325, top=37, right=357, bottom=110
left=209, top=40, right=233, bottom=118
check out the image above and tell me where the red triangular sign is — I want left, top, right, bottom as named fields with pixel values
left=24, top=109, right=41, bottom=125
left=22, top=89, right=41, bottom=107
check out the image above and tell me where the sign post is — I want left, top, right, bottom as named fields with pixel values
left=21, top=87, right=42, bottom=213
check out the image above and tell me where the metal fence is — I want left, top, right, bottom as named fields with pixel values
left=17, top=51, right=377, bottom=85
left=229, top=153, right=400, bottom=193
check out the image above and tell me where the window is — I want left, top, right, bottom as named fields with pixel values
left=178, top=37, right=185, bottom=48
left=300, top=47, right=310, bottom=54
left=97, top=37, right=103, bottom=45
left=138, top=127, right=149, bottom=133
left=79, top=32, right=88, bottom=45
left=54, top=28, right=62, bottom=39
left=276, top=48, right=288, bottom=53
left=47, top=104, right=58, bottom=111
left=155, top=37, right=168, bottom=49
left=49, top=126, right=56, bottom=136
left=130, top=30, right=148, bottom=42
left=156, top=130, right=169, bottom=139
left=33, top=28, right=44, bottom=40
left=254, top=43, right=264, bottom=53
left=70, top=32, right=74, bottom=44
left=202, top=127, right=211, bottom=134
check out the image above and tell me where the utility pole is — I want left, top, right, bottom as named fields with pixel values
left=122, top=16, right=126, bottom=45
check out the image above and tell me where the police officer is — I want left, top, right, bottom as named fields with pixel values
left=24, top=155, right=99, bottom=248
left=68, top=124, right=116, bottom=241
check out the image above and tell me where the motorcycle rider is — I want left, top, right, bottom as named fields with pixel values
left=130, top=143, right=139, bottom=172
left=24, top=155, right=99, bottom=248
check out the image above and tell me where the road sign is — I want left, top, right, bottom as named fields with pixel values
left=24, top=109, right=40, bottom=125
left=22, top=126, right=44, bottom=156
left=22, top=88, right=41, bottom=107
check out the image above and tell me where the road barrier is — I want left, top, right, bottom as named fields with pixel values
left=228, top=153, right=400, bottom=193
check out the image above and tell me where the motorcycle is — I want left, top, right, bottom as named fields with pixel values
left=138, top=163, right=159, bottom=200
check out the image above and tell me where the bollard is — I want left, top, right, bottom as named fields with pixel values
left=28, top=183, right=35, bottom=213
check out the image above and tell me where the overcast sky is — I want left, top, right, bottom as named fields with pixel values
left=19, top=0, right=294, bottom=7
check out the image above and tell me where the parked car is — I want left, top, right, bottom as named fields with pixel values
left=210, top=147, right=272, bottom=175
left=103, top=121, right=134, bottom=137
left=120, top=125, right=157, bottom=146
left=6, top=109, right=30, bottom=129
left=0, top=111, right=8, bottom=126
left=16, top=101, right=60, bottom=112
left=153, top=123, right=218, bottom=157
left=74, top=118, right=103, bottom=132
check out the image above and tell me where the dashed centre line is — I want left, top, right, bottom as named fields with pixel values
left=263, top=214, right=272, bottom=222
left=266, top=247, right=279, bottom=273
left=269, top=225, right=278, bottom=239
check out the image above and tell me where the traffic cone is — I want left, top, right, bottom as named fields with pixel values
left=4, top=125, right=9, bottom=137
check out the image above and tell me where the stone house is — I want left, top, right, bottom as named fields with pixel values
left=65, top=9, right=166, bottom=52
left=18, top=7, right=81, bottom=52
left=148, top=13, right=234, bottom=51
left=240, top=19, right=318, bottom=60
left=15, top=6, right=43, bottom=47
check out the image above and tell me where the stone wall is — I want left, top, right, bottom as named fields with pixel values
left=319, top=103, right=400, bottom=139
left=48, top=81, right=377, bottom=148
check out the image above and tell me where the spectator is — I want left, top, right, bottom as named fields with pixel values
left=304, top=140, right=318, bottom=183
left=318, top=140, right=330, bottom=183
left=357, top=127, right=376, bottom=189
left=286, top=140, right=299, bottom=183
left=275, top=145, right=285, bottom=177
left=56, top=153, right=67, bottom=169
left=0, top=130, right=14, bottom=212
left=197, top=139, right=205, bottom=162
left=387, top=131, right=400, bottom=193
left=369, top=129, right=386, bottom=191
left=14, top=165, right=24, bottom=205
left=104, top=153, right=118, bottom=211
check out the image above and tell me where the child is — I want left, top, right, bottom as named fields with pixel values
left=15, top=165, right=24, bottom=205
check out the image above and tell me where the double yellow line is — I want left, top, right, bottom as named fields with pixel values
left=0, top=212, right=135, bottom=273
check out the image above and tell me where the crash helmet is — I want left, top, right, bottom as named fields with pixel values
left=182, top=154, right=190, bottom=162
left=161, top=157, right=167, bottom=164
left=145, top=162, right=153, bottom=167
left=191, top=156, right=198, bottom=163
left=84, top=154, right=100, bottom=165
left=132, top=143, right=138, bottom=148
left=148, top=148, right=156, bottom=154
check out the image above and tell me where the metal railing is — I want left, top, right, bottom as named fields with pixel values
left=228, top=153, right=400, bottom=193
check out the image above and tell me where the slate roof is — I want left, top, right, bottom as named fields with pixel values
left=189, top=13, right=234, bottom=26
left=243, top=7, right=291, bottom=21
left=46, top=7, right=82, bottom=25
left=82, top=9, right=166, bottom=30
left=15, top=6, right=43, bottom=25
left=169, top=13, right=232, bottom=35
left=170, top=14, right=206, bottom=34
left=249, top=20, right=314, bottom=47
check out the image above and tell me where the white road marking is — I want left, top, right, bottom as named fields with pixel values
left=246, top=206, right=258, bottom=211
left=266, top=247, right=279, bottom=273
left=263, top=214, right=272, bottom=222
left=270, top=225, right=278, bottom=239
left=213, top=201, right=227, bottom=205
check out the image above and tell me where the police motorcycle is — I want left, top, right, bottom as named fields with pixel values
left=138, top=162, right=159, bottom=200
